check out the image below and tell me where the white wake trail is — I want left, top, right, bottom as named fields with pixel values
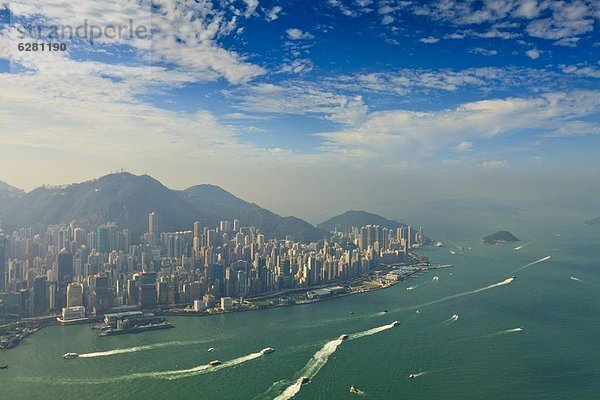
left=511, top=256, right=551, bottom=273
left=399, top=277, right=514, bottom=311
left=490, top=327, right=524, bottom=337
left=442, top=314, right=459, bottom=324
left=273, top=322, right=398, bottom=400
left=78, top=340, right=203, bottom=358
left=274, top=338, right=344, bottom=400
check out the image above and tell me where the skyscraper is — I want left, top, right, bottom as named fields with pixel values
left=96, top=226, right=110, bottom=253
left=66, top=282, right=84, bottom=307
left=138, top=272, right=157, bottom=308
left=0, top=229, right=6, bottom=292
left=57, top=248, right=73, bottom=308
left=148, top=212, right=158, bottom=245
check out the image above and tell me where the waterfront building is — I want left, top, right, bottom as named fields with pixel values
left=66, top=282, right=84, bottom=307
left=220, top=296, right=233, bottom=311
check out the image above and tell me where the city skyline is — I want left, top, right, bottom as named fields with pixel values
left=1, top=1, right=599, bottom=222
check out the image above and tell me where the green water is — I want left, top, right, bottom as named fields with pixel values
left=2, top=209, right=600, bottom=399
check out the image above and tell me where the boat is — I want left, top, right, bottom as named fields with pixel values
left=392, top=320, right=400, bottom=327
left=0, top=365, right=7, bottom=369
left=349, top=385, right=360, bottom=393
left=511, top=275, right=516, bottom=280
left=349, top=311, right=354, bottom=315
left=207, top=347, right=215, bottom=352
left=63, top=352, right=79, bottom=359
left=299, top=376, right=310, bottom=385
left=382, top=310, right=388, bottom=313
left=261, top=347, right=275, bottom=354
left=339, top=334, right=349, bottom=341
left=409, top=373, right=417, bottom=379
left=435, top=241, right=443, bottom=247
left=208, top=360, right=221, bottom=366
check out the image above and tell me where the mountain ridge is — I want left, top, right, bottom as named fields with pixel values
left=0, top=173, right=326, bottom=242
left=318, top=210, right=403, bottom=232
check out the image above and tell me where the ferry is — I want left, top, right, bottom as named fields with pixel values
left=339, top=334, right=349, bottom=341
left=208, top=360, right=221, bottom=366
left=261, top=347, right=275, bottom=354
left=299, top=376, right=310, bottom=385
left=63, top=352, right=79, bottom=359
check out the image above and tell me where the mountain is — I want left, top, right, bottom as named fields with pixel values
left=0, top=173, right=326, bottom=242
left=317, top=210, right=403, bottom=232
left=0, top=180, right=20, bottom=193
left=584, top=216, right=600, bottom=226
left=481, top=231, right=520, bottom=244
left=428, top=197, right=520, bottom=214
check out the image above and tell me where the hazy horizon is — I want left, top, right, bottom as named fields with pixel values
left=2, top=1, right=599, bottom=222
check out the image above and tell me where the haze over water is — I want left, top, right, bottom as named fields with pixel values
left=3, top=208, right=599, bottom=399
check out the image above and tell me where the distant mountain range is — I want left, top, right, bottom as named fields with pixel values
left=317, top=210, right=403, bottom=232
left=0, top=173, right=327, bottom=242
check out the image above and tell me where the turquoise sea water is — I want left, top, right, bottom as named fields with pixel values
left=2, top=209, right=599, bottom=399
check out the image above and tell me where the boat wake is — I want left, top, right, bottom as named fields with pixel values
left=21, top=349, right=265, bottom=385
left=272, top=322, right=398, bottom=400
left=399, top=277, right=514, bottom=311
left=78, top=340, right=204, bottom=358
left=511, top=256, right=551, bottom=274
left=273, top=337, right=344, bottom=400
left=570, top=276, right=599, bottom=286
left=491, top=327, right=523, bottom=336
left=442, top=314, right=459, bottom=324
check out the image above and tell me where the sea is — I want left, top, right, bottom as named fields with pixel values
left=2, top=208, right=599, bottom=399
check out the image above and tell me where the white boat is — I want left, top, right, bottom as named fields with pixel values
left=63, top=352, right=79, bottom=359
left=207, top=347, right=215, bottom=352
left=261, top=347, right=275, bottom=354
left=435, top=241, right=443, bottom=247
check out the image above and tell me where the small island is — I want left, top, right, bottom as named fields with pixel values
left=481, top=230, right=520, bottom=244
left=584, top=216, right=600, bottom=226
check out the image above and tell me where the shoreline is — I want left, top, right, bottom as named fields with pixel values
left=1, top=253, right=451, bottom=347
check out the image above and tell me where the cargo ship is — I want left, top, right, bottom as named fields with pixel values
left=98, top=321, right=174, bottom=337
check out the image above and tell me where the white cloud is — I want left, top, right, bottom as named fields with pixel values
left=525, top=48, right=540, bottom=59
left=469, top=47, right=498, bottom=56
left=481, top=160, right=509, bottom=169
left=543, top=121, right=600, bottom=137
left=318, top=90, right=600, bottom=159
left=382, top=15, right=395, bottom=25
left=286, top=28, right=315, bottom=40
left=229, top=83, right=368, bottom=126
left=278, top=59, right=314, bottom=74
left=456, top=141, right=474, bottom=151
left=4, top=0, right=266, bottom=84
left=561, top=64, right=600, bottom=78
left=419, top=36, right=439, bottom=44
left=265, top=6, right=283, bottom=22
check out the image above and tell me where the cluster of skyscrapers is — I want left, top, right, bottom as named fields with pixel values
left=0, top=215, right=423, bottom=319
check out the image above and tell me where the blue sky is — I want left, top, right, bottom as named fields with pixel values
left=1, top=1, right=599, bottom=220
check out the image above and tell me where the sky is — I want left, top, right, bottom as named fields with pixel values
left=0, top=0, right=599, bottom=222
